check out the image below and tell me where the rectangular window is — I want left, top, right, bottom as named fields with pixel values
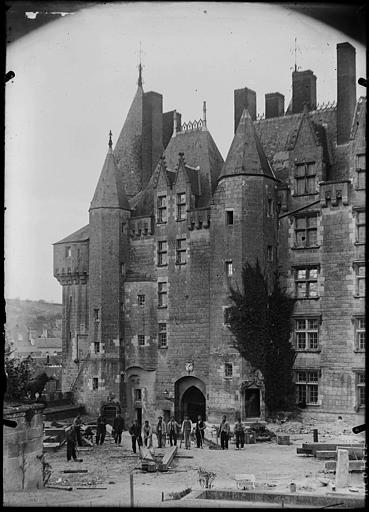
left=137, top=294, right=145, bottom=306
left=225, top=260, right=233, bottom=277
left=295, top=162, right=316, bottom=195
left=121, top=263, right=126, bottom=275
left=267, top=198, right=273, bottom=216
left=94, top=342, right=100, bottom=354
left=158, top=323, right=167, bottom=348
left=176, top=238, right=186, bottom=264
left=158, top=282, right=167, bottom=307
left=135, top=388, right=142, bottom=401
left=295, top=318, right=319, bottom=350
left=355, top=317, right=365, bottom=351
left=94, top=308, right=100, bottom=321
left=356, top=373, right=365, bottom=407
left=224, top=307, right=231, bottom=326
left=226, top=210, right=234, bottom=225
left=356, top=211, right=366, bottom=243
left=157, top=195, right=167, bottom=223
left=138, top=335, right=145, bottom=346
left=295, top=267, right=319, bottom=298
left=92, top=377, right=99, bottom=390
left=157, top=241, right=168, bottom=266
left=295, top=370, right=319, bottom=405
left=224, top=363, right=233, bottom=378
left=355, top=264, right=365, bottom=297
left=295, top=215, right=318, bottom=247
left=66, top=246, right=72, bottom=258
left=267, top=245, right=273, bottom=262
left=177, top=193, right=186, bottom=221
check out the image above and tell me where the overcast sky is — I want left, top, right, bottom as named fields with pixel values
left=5, top=2, right=366, bottom=303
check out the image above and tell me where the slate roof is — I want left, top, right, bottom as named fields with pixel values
left=113, top=85, right=144, bottom=198
left=220, top=109, right=275, bottom=180
left=54, top=224, right=89, bottom=245
left=90, top=148, right=130, bottom=210
left=164, top=128, right=224, bottom=206
left=254, top=108, right=337, bottom=162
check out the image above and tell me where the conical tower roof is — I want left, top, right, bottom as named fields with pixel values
left=90, top=132, right=130, bottom=211
left=113, top=81, right=144, bottom=197
left=220, top=109, right=274, bottom=179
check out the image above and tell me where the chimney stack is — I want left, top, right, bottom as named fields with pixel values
left=265, top=92, right=285, bottom=119
left=337, top=42, right=356, bottom=145
left=234, top=87, right=256, bottom=133
left=292, top=70, right=317, bottom=113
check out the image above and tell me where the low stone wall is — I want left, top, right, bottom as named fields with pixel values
left=3, top=403, right=45, bottom=491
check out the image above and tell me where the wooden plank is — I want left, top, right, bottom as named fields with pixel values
left=316, top=451, right=337, bottom=460
left=139, top=446, right=154, bottom=461
left=337, top=446, right=364, bottom=458
left=324, top=460, right=365, bottom=472
left=63, top=470, right=88, bottom=473
left=159, top=446, right=177, bottom=471
left=302, top=443, right=364, bottom=452
left=45, top=485, right=73, bottom=491
left=76, top=487, right=107, bottom=490
left=296, top=447, right=313, bottom=455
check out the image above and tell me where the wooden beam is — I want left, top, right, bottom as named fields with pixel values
left=324, top=460, right=365, bottom=472
left=139, top=446, right=154, bottom=461
left=159, top=446, right=177, bottom=471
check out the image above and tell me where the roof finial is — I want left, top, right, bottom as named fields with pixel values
left=203, top=100, right=207, bottom=127
left=108, top=130, right=113, bottom=150
left=138, top=41, right=143, bottom=87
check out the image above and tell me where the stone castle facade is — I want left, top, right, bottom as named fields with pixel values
left=54, top=42, right=365, bottom=425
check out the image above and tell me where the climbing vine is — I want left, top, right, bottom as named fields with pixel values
left=227, top=261, right=297, bottom=416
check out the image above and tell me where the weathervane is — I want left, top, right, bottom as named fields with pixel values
left=290, top=37, right=301, bottom=72
left=137, top=41, right=145, bottom=86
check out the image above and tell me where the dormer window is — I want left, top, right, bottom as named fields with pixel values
left=177, top=193, right=186, bottom=221
left=294, top=162, right=316, bottom=196
left=157, top=196, right=167, bottom=223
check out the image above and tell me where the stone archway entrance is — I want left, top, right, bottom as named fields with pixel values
left=181, top=386, right=206, bottom=422
left=175, top=376, right=206, bottom=422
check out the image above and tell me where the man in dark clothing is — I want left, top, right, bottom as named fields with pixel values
left=129, top=419, right=143, bottom=453
left=234, top=418, right=245, bottom=449
left=156, top=416, right=166, bottom=448
left=195, top=415, right=206, bottom=448
left=73, top=414, right=83, bottom=446
left=218, top=415, right=230, bottom=450
left=113, top=413, right=124, bottom=445
left=167, top=416, right=180, bottom=446
left=66, top=425, right=82, bottom=462
left=96, top=414, right=106, bottom=445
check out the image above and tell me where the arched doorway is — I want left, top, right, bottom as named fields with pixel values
left=181, top=386, right=206, bottom=422
left=175, top=377, right=206, bottom=422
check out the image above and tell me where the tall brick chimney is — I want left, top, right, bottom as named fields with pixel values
left=265, top=92, right=285, bottom=119
left=142, top=91, right=163, bottom=189
left=234, top=87, right=256, bottom=132
left=292, top=70, right=317, bottom=113
left=337, top=42, right=356, bottom=145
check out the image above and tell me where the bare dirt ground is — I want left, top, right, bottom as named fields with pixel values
left=3, top=416, right=365, bottom=508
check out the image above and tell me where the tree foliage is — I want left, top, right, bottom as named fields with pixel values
left=227, top=261, right=297, bottom=415
left=4, top=345, right=35, bottom=402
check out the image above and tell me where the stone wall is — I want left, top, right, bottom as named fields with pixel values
left=3, top=403, right=45, bottom=491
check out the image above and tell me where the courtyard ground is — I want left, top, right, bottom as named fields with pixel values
left=3, top=416, right=365, bottom=508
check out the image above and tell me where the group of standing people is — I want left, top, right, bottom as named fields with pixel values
left=68, top=412, right=254, bottom=460
left=128, top=414, right=207, bottom=451
left=218, top=415, right=247, bottom=450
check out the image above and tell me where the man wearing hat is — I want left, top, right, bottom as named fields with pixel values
left=156, top=416, right=166, bottom=448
